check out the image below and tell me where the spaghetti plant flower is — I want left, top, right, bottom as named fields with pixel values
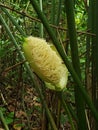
left=22, top=36, right=68, bottom=91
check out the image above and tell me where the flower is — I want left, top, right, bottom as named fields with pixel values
left=22, top=36, right=68, bottom=91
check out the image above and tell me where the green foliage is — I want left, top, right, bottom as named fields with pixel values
left=5, top=112, right=14, bottom=125
left=0, top=107, right=14, bottom=125
left=60, top=114, right=68, bottom=125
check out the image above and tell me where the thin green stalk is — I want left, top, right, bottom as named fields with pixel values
left=21, top=85, right=31, bottom=129
left=90, top=1, right=98, bottom=129
left=56, top=98, right=61, bottom=128
left=94, top=0, right=98, bottom=129
left=64, top=0, right=87, bottom=130
left=64, top=0, right=81, bottom=78
left=0, top=110, right=9, bottom=130
left=1, top=7, right=26, bottom=37
left=39, top=0, right=43, bottom=38
left=85, top=0, right=91, bottom=90
left=30, top=0, right=98, bottom=122
left=51, top=0, right=56, bottom=25
left=91, top=0, right=96, bottom=105
left=66, top=103, right=78, bottom=122
left=95, top=1, right=98, bottom=66
left=0, top=14, right=58, bottom=130
left=59, top=92, right=76, bottom=130
left=55, top=0, right=62, bottom=26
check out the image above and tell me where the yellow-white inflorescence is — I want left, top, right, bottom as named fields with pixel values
left=22, top=36, right=68, bottom=91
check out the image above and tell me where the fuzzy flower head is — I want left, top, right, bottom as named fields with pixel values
left=22, top=36, right=68, bottom=91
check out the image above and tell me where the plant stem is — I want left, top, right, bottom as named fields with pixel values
left=0, top=110, right=9, bottom=130
left=51, top=0, right=56, bottom=25
left=1, top=7, right=26, bottom=37
left=55, top=0, right=62, bottom=26
left=39, top=0, right=43, bottom=38
left=59, top=92, right=76, bottom=130
left=64, top=0, right=88, bottom=129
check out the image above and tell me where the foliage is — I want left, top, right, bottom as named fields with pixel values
left=0, top=107, right=14, bottom=125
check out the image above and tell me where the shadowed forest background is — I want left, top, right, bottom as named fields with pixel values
left=0, top=0, right=98, bottom=130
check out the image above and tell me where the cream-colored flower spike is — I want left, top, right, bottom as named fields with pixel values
left=22, top=36, right=68, bottom=91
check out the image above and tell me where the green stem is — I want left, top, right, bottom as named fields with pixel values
left=39, top=0, right=43, bottom=38
left=30, top=0, right=98, bottom=122
left=64, top=0, right=87, bottom=129
left=51, top=0, right=56, bottom=25
left=1, top=7, right=26, bottom=37
left=55, top=0, right=62, bottom=26
left=66, top=103, right=78, bottom=123
left=0, top=110, right=9, bottom=130
left=59, top=92, right=76, bottom=130
left=94, top=0, right=98, bottom=129
left=21, top=86, right=31, bottom=129
left=56, top=97, right=61, bottom=128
